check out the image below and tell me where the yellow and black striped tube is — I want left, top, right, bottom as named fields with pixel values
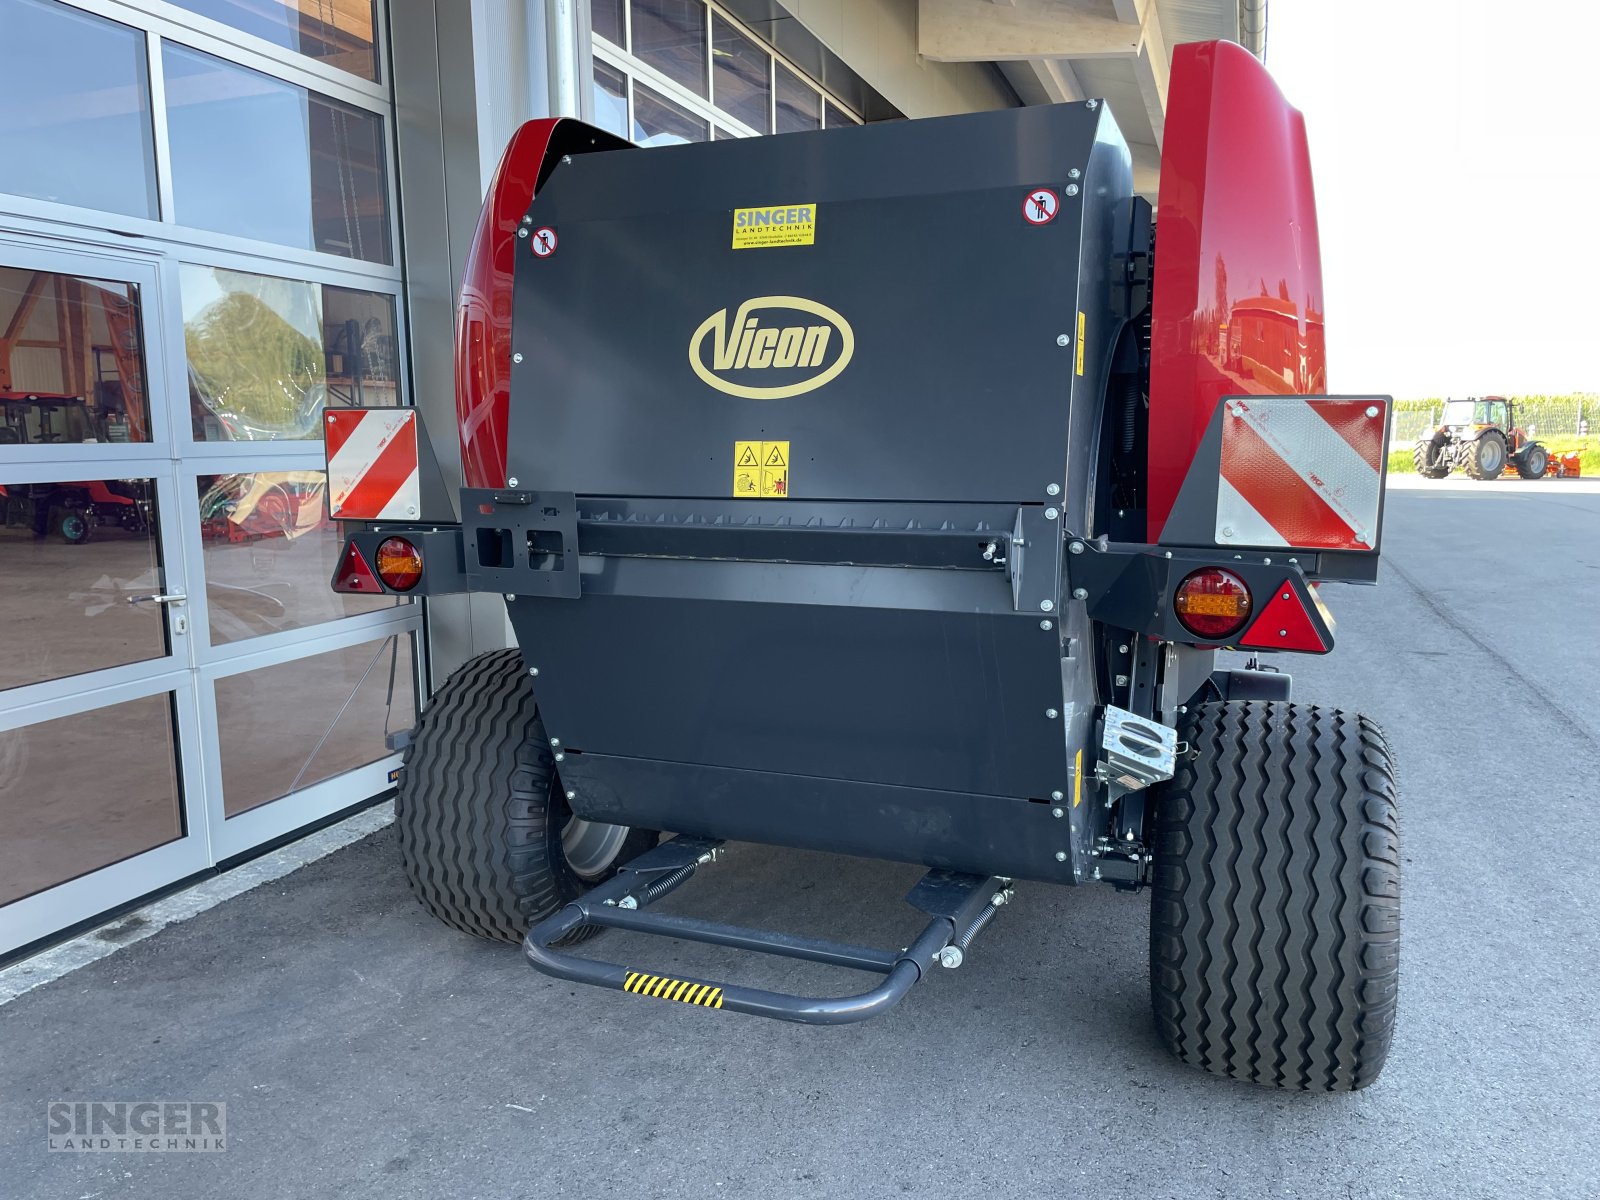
left=622, top=972, right=724, bottom=1008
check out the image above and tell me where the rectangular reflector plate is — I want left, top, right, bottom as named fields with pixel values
left=325, top=408, right=420, bottom=520
left=1216, top=396, right=1386, bottom=552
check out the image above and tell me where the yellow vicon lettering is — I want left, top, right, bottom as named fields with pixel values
left=690, top=296, right=854, bottom=399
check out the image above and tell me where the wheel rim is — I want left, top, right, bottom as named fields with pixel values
left=1481, top=441, right=1505, bottom=472
left=61, top=514, right=85, bottom=539
left=562, top=816, right=630, bottom=879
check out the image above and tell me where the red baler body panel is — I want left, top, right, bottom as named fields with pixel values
left=1148, top=40, right=1327, bottom=542
left=455, top=118, right=562, bottom=492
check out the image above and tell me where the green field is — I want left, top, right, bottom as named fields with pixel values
left=1388, top=434, right=1597, bottom=476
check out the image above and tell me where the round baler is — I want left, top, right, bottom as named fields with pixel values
left=327, top=40, right=1399, bottom=1091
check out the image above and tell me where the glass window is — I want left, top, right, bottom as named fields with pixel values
left=634, top=83, right=708, bottom=147
left=711, top=15, right=770, bottom=133
left=592, top=0, right=625, bottom=46
left=215, top=634, right=415, bottom=816
left=825, top=101, right=855, bottom=130
left=775, top=63, right=820, bottom=134
left=0, top=266, right=153, bottom=445
left=163, top=44, right=392, bottom=264
left=0, top=475, right=165, bottom=692
left=593, top=61, right=629, bottom=139
left=181, top=264, right=399, bottom=442
left=0, top=0, right=158, bottom=220
left=0, top=693, right=183, bottom=906
left=162, top=0, right=379, bottom=81
left=197, top=470, right=401, bottom=644
left=630, top=0, right=707, bottom=97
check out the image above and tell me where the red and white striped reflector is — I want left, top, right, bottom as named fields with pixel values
left=325, top=408, right=420, bottom=521
left=1216, top=396, right=1386, bottom=551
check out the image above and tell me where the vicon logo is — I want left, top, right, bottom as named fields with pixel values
left=688, top=296, right=854, bottom=399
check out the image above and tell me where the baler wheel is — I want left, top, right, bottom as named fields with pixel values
left=1148, top=701, right=1400, bottom=1091
left=1411, top=441, right=1448, bottom=479
left=396, top=648, right=656, bottom=944
left=1464, top=432, right=1507, bottom=480
left=1515, top=444, right=1549, bottom=480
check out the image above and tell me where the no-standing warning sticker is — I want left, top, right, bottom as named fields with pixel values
left=530, top=227, right=558, bottom=258
left=1023, top=189, right=1058, bottom=225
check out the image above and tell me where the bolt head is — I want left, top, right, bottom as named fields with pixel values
left=937, top=946, right=964, bottom=969
left=1051, top=790, right=1064, bottom=801
left=1366, top=405, right=1380, bottom=418
left=516, top=227, right=529, bottom=238
left=529, top=667, right=539, bottom=676
left=1068, top=540, right=1084, bottom=554
left=1045, top=507, right=1059, bottom=521
left=1220, top=526, right=1235, bottom=538
left=1039, top=599, right=1055, bottom=612
left=1115, top=674, right=1129, bottom=686
left=1056, top=333, right=1071, bottom=347
left=1045, top=708, right=1059, bottom=719
left=507, top=476, right=519, bottom=487
left=1065, top=183, right=1079, bottom=197
left=1040, top=619, right=1053, bottom=630
left=1071, top=587, right=1088, bottom=600
left=512, top=352, right=523, bottom=363
left=1278, top=629, right=1288, bottom=638
left=1052, top=806, right=1064, bottom=818
left=1086, top=99, right=1099, bottom=109
left=1046, top=482, right=1060, bottom=496
left=550, top=738, right=560, bottom=746
left=565, top=790, right=576, bottom=800
left=554, top=752, right=564, bottom=762
left=1055, top=850, right=1068, bottom=862
left=1118, top=643, right=1129, bottom=653
left=1069, top=167, right=1081, bottom=179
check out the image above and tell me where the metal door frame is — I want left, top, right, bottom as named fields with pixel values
left=0, top=235, right=211, bottom=956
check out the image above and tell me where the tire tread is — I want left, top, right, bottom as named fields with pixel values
left=1149, top=700, right=1400, bottom=1091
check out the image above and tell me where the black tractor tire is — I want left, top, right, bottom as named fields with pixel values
left=1149, top=701, right=1400, bottom=1092
left=396, top=648, right=656, bottom=944
left=1464, top=432, right=1507, bottom=480
left=1515, top=444, right=1550, bottom=480
left=57, top=506, right=94, bottom=544
left=1411, top=441, right=1448, bottom=479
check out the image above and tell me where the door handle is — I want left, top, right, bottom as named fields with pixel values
left=127, top=592, right=188, bottom=606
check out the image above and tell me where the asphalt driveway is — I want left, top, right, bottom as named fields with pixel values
left=3, top=478, right=1597, bottom=1200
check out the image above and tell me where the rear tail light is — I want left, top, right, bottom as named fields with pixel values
left=1174, top=568, right=1252, bottom=639
left=375, top=536, right=424, bottom=591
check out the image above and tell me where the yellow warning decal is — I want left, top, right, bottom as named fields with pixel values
left=732, top=203, right=816, bottom=249
left=623, top=971, right=724, bottom=1008
left=1075, top=311, right=1086, bottom=377
left=1073, top=748, right=1083, bottom=808
left=733, top=440, right=790, bottom=499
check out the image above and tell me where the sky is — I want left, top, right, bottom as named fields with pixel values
left=1265, top=0, right=1600, bottom=399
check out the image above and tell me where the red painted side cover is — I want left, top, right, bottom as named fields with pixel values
left=1148, top=40, right=1326, bottom=542
left=455, top=119, right=561, bottom=491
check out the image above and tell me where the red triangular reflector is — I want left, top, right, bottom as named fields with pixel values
left=333, top=541, right=383, bottom=593
left=1239, top=578, right=1328, bottom=653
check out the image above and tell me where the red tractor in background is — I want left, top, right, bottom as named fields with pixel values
left=1413, top=396, right=1581, bottom=480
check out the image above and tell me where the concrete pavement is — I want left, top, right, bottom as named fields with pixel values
left=2, top=481, right=1597, bottom=1200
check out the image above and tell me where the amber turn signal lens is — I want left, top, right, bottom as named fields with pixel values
left=1173, top=568, right=1252, bottom=639
left=375, top=536, right=423, bottom=591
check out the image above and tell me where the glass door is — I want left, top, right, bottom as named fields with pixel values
left=0, top=237, right=209, bottom=956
